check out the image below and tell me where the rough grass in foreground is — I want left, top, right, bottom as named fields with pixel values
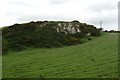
left=0, top=56, right=2, bottom=79
left=2, top=33, right=118, bottom=78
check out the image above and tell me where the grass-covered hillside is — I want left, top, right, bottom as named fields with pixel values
left=3, top=33, right=118, bottom=78
left=2, top=21, right=100, bottom=54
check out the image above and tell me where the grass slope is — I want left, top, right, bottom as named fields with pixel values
left=0, top=56, right=1, bottom=79
left=3, top=33, right=118, bottom=78
left=0, top=34, right=2, bottom=79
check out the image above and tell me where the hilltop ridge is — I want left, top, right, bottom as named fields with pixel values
left=2, top=20, right=101, bottom=54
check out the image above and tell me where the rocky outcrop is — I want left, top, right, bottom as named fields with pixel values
left=34, top=21, right=82, bottom=34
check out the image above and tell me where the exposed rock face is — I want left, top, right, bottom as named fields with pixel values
left=35, top=21, right=82, bottom=34
left=56, top=22, right=81, bottom=34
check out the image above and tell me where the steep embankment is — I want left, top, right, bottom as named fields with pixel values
left=3, top=33, right=118, bottom=78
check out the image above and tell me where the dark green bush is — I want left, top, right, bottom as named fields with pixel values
left=79, top=39, right=86, bottom=44
left=2, top=47, right=8, bottom=55
left=88, top=37, right=92, bottom=40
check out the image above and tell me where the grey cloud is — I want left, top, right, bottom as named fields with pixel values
left=1, top=0, right=118, bottom=30
left=88, top=16, right=117, bottom=25
left=88, top=1, right=116, bottom=12
left=49, top=0, right=69, bottom=5
left=17, top=13, right=117, bottom=30
left=17, top=15, right=70, bottom=22
left=13, top=2, right=33, bottom=7
left=17, top=15, right=44, bottom=22
left=86, top=14, right=117, bottom=30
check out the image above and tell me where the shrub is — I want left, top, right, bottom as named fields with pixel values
left=104, top=30, right=108, bottom=32
left=72, top=32, right=86, bottom=38
left=79, top=39, right=86, bottom=44
left=2, top=47, right=9, bottom=55
left=88, top=37, right=92, bottom=40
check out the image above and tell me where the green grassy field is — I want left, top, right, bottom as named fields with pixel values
left=2, top=33, right=118, bottom=78
left=0, top=59, right=1, bottom=79
left=0, top=35, right=2, bottom=79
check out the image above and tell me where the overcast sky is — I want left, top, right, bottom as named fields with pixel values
left=0, top=0, right=119, bottom=30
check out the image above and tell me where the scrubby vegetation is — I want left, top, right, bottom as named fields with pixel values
left=2, top=20, right=101, bottom=54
